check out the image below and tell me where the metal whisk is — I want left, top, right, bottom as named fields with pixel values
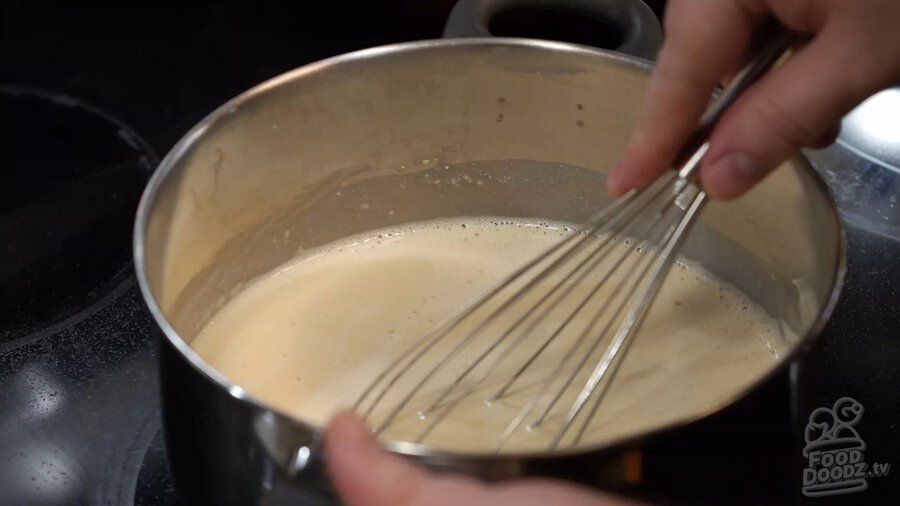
left=354, top=26, right=799, bottom=452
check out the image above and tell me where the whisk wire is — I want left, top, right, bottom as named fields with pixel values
left=354, top=188, right=639, bottom=422
left=525, top=181, right=693, bottom=434
left=416, top=186, right=682, bottom=443
left=559, top=187, right=707, bottom=449
left=355, top=23, right=798, bottom=451
left=362, top=188, right=658, bottom=430
left=490, top=171, right=683, bottom=402
left=417, top=172, right=682, bottom=419
left=368, top=171, right=683, bottom=435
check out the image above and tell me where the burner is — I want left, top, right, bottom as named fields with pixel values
left=0, top=85, right=157, bottom=345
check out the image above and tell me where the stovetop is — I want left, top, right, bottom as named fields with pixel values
left=1, top=2, right=896, bottom=505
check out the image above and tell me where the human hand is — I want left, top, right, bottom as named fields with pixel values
left=324, top=412, right=638, bottom=506
left=607, top=0, right=900, bottom=200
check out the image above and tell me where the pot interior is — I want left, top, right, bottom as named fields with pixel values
left=136, top=39, right=843, bottom=456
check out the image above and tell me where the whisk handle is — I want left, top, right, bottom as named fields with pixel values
left=676, top=20, right=805, bottom=180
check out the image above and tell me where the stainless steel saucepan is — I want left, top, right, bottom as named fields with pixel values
left=133, top=3, right=844, bottom=504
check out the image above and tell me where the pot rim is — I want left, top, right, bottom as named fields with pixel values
left=133, top=36, right=847, bottom=462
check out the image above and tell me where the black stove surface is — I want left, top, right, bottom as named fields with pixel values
left=1, top=2, right=896, bottom=505
left=1, top=3, right=459, bottom=504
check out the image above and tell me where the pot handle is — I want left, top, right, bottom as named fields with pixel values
left=443, top=0, right=663, bottom=60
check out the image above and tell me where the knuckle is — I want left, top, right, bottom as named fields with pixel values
left=748, top=97, right=818, bottom=147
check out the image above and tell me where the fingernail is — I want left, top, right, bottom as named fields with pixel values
left=606, top=172, right=620, bottom=195
left=606, top=159, right=625, bottom=195
left=327, top=413, right=374, bottom=454
left=705, top=152, right=764, bottom=199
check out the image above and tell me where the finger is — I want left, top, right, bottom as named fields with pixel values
left=490, top=479, right=641, bottom=506
left=325, top=413, right=642, bottom=506
left=720, top=24, right=778, bottom=87
left=700, top=20, right=899, bottom=199
left=607, top=0, right=759, bottom=196
left=324, top=412, right=485, bottom=506
left=808, top=124, right=840, bottom=150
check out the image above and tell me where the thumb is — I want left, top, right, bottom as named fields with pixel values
left=324, top=413, right=640, bottom=506
left=324, top=412, right=430, bottom=506
left=324, top=412, right=487, bottom=506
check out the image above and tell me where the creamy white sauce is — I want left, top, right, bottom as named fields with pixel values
left=192, top=217, right=788, bottom=453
